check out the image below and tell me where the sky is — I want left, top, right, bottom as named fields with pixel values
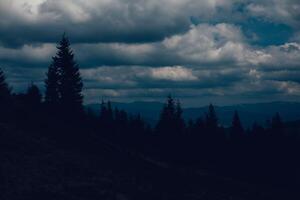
left=0, top=0, right=300, bottom=106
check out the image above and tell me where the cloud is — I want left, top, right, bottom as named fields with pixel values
left=0, top=0, right=300, bottom=105
left=80, top=65, right=247, bottom=90
left=0, top=0, right=188, bottom=46
left=0, top=0, right=249, bottom=47
left=1, top=0, right=299, bottom=47
left=0, top=43, right=55, bottom=67
left=2, top=23, right=299, bottom=70
left=162, top=23, right=248, bottom=65
left=246, top=0, right=300, bottom=28
left=149, top=66, right=198, bottom=81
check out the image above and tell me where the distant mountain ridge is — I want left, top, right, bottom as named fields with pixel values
left=86, top=101, right=300, bottom=128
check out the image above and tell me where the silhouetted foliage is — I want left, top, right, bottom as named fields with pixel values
left=0, top=68, right=12, bottom=122
left=0, top=68, right=11, bottom=99
left=26, top=83, right=42, bottom=106
left=271, top=112, right=284, bottom=138
left=45, top=34, right=83, bottom=118
left=175, top=100, right=185, bottom=134
left=58, top=35, right=83, bottom=116
left=0, top=36, right=299, bottom=199
left=45, top=63, right=60, bottom=108
left=205, top=103, right=218, bottom=130
left=99, top=100, right=114, bottom=132
left=230, top=110, right=244, bottom=141
left=156, top=95, right=185, bottom=136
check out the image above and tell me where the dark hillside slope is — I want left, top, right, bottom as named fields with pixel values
left=0, top=124, right=297, bottom=200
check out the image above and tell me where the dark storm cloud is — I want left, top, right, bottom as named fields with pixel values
left=0, top=0, right=300, bottom=105
left=81, top=66, right=246, bottom=90
left=0, top=1, right=270, bottom=47
left=0, top=66, right=46, bottom=92
left=0, top=0, right=299, bottom=48
left=0, top=0, right=193, bottom=47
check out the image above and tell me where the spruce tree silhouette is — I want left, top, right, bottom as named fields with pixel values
left=175, top=100, right=185, bottom=134
left=0, top=69, right=11, bottom=99
left=115, top=108, right=128, bottom=130
left=156, top=96, right=186, bottom=160
left=44, top=34, right=84, bottom=136
left=230, top=110, right=244, bottom=141
left=102, top=101, right=113, bottom=123
left=156, top=95, right=177, bottom=135
left=58, top=35, right=83, bottom=116
left=130, top=114, right=145, bottom=134
left=251, top=122, right=265, bottom=141
left=270, top=112, right=284, bottom=141
left=99, top=100, right=114, bottom=136
left=22, top=83, right=43, bottom=131
left=45, top=62, right=60, bottom=109
left=25, top=83, right=42, bottom=117
left=0, top=68, right=12, bottom=123
left=45, top=34, right=83, bottom=119
left=205, top=104, right=219, bottom=142
left=26, top=83, right=42, bottom=106
left=205, top=104, right=218, bottom=130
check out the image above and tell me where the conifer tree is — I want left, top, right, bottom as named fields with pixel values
left=106, top=101, right=113, bottom=122
left=0, top=68, right=12, bottom=122
left=58, top=35, right=83, bottom=114
left=45, top=63, right=60, bottom=107
left=59, top=36, right=83, bottom=113
left=205, top=104, right=218, bottom=129
left=130, top=114, right=144, bottom=132
left=175, top=100, right=185, bottom=134
left=271, top=112, right=284, bottom=138
left=230, top=110, right=244, bottom=140
left=99, top=100, right=114, bottom=132
left=100, top=100, right=107, bottom=119
left=156, top=95, right=176, bottom=134
left=26, top=83, right=42, bottom=106
left=0, top=68, right=11, bottom=101
left=251, top=122, right=265, bottom=141
left=204, top=103, right=222, bottom=143
left=24, top=83, right=42, bottom=130
left=45, top=34, right=83, bottom=116
left=156, top=96, right=185, bottom=135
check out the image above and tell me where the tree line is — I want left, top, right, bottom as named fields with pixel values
left=0, top=35, right=299, bottom=188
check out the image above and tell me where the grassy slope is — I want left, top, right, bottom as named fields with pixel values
left=0, top=126, right=297, bottom=200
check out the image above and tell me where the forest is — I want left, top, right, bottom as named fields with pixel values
left=0, top=35, right=299, bottom=199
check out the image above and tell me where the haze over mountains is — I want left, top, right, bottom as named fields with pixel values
left=87, top=101, right=300, bottom=128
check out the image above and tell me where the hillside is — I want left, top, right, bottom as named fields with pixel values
left=0, top=124, right=295, bottom=200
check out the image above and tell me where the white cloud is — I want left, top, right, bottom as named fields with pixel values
left=0, top=0, right=300, bottom=104
left=1, top=23, right=299, bottom=70
left=0, top=43, right=55, bottom=62
left=246, top=0, right=300, bottom=28
left=162, top=23, right=273, bottom=66
left=0, top=0, right=243, bottom=46
left=149, top=66, right=198, bottom=81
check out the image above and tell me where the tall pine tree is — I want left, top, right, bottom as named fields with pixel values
left=58, top=35, right=83, bottom=114
left=175, top=100, right=185, bottom=134
left=0, top=68, right=11, bottom=98
left=0, top=68, right=12, bottom=122
left=26, top=83, right=42, bottom=106
left=156, top=95, right=184, bottom=135
left=204, top=104, right=222, bottom=142
left=205, top=104, right=218, bottom=130
left=45, top=34, right=83, bottom=116
left=230, top=110, right=244, bottom=141
left=271, top=112, right=284, bottom=138
left=45, top=62, right=60, bottom=107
